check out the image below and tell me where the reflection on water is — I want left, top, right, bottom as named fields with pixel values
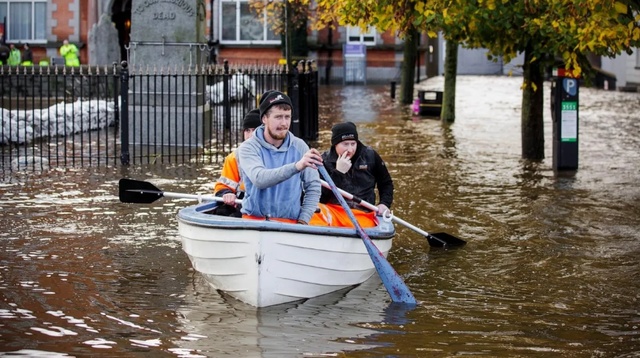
left=174, top=275, right=413, bottom=357
left=1, top=77, right=639, bottom=356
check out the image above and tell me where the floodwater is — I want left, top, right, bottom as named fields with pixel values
left=1, top=76, right=639, bottom=357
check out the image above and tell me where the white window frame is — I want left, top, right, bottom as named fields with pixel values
left=219, top=0, right=280, bottom=45
left=0, top=0, right=47, bottom=43
left=346, top=26, right=376, bottom=46
left=636, top=48, right=640, bottom=68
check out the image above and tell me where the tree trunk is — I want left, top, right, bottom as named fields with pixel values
left=291, top=9, right=308, bottom=58
left=441, top=40, right=458, bottom=122
left=401, top=27, right=418, bottom=105
left=521, top=45, right=545, bottom=159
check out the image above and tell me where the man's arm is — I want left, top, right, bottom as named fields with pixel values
left=299, top=165, right=321, bottom=224
left=214, top=153, right=239, bottom=196
left=237, top=141, right=299, bottom=190
left=372, top=151, right=393, bottom=208
left=291, top=142, right=322, bottom=224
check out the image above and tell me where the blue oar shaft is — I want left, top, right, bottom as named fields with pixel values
left=317, top=166, right=416, bottom=304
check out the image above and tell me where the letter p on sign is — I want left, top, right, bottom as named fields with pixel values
left=563, top=79, right=577, bottom=96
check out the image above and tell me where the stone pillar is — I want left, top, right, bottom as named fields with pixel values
left=127, top=0, right=210, bottom=148
left=88, top=14, right=120, bottom=66
left=129, top=0, right=206, bottom=68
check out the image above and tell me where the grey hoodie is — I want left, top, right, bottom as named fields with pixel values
left=236, top=126, right=320, bottom=224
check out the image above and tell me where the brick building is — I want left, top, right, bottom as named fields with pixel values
left=0, top=0, right=100, bottom=64
left=2, top=0, right=637, bottom=86
left=0, top=0, right=437, bottom=83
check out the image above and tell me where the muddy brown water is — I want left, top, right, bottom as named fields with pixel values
left=1, top=76, right=639, bottom=357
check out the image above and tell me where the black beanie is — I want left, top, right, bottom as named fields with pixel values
left=331, top=122, right=359, bottom=146
left=259, top=90, right=276, bottom=105
left=259, top=90, right=293, bottom=118
left=243, top=108, right=261, bottom=130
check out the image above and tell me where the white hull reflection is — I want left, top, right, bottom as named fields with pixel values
left=172, top=274, right=414, bottom=357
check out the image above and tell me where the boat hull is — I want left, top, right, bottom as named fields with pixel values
left=178, top=202, right=395, bottom=307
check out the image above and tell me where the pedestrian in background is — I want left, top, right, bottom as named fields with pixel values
left=7, top=44, right=21, bottom=66
left=21, top=44, right=33, bottom=66
left=59, top=40, right=80, bottom=66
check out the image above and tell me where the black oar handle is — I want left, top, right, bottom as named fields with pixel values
left=350, top=195, right=363, bottom=204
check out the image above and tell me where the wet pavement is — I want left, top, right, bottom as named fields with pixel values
left=0, top=76, right=639, bottom=357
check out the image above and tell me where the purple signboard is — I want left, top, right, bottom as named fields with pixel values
left=343, top=43, right=366, bottom=57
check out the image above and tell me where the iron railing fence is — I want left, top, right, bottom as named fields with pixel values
left=0, top=65, right=121, bottom=172
left=0, top=60, right=319, bottom=173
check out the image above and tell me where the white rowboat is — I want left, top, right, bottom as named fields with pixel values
left=178, top=201, right=395, bottom=307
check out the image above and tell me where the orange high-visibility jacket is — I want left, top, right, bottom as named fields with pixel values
left=214, top=151, right=245, bottom=195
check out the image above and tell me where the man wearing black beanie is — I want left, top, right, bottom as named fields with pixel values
left=236, top=90, right=325, bottom=225
left=319, top=121, right=394, bottom=228
left=213, top=108, right=262, bottom=216
left=258, top=90, right=294, bottom=120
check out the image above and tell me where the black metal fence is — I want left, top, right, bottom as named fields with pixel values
left=0, top=60, right=319, bottom=173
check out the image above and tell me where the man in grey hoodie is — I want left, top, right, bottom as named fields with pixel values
left=236, top=91, right=324, bottom=225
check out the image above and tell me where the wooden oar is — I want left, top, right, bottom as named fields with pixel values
left=318, top=165, right=416, bottom=304
left=319, top=180, right=466, bottom=248
left=118, top=178, right=242, bottom=205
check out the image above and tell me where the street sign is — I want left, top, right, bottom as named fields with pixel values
left=344, top=43, right=366, bottom=57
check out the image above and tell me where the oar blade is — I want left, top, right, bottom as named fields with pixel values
left=118, top=178, right=164, bottom=204
left=427, top=232, right=467, bottom=248
left=361, top=237, right=417, bottom=304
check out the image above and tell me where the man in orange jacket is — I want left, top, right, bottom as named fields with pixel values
left=213, top=108, right=261, bottom=216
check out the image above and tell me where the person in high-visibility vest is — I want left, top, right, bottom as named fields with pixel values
left=7, top=44, right=21, bottom=66
left=318, top=122, right=394, bottom=228
left=59, top=40, right=80, bottom=66
left=21, top=44, right=33, bottom=66
left=213, top=108, right=262, bottom=216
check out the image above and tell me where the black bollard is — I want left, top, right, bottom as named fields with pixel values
left=390, top=81, right=396, bottom=99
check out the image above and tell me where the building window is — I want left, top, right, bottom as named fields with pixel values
left=0, top=0, right=47, bottom=42
left=347, top=26, right=376, bottom=45
left=220, top=0, right=279, bottom=44
left=636, top=48, right=640, bottom=68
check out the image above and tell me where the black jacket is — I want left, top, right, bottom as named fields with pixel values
left=320, top=142, right=393, bottom=211
left=23, top=48, right=33, bottom=63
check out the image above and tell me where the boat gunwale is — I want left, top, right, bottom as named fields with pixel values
left=177, top=202, right=395, bottom=240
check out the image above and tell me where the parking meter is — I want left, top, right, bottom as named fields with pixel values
left=551, top=68, right=579, bottom=171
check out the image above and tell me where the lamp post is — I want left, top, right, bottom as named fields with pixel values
left=285, top=0, right=290, bottom=70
